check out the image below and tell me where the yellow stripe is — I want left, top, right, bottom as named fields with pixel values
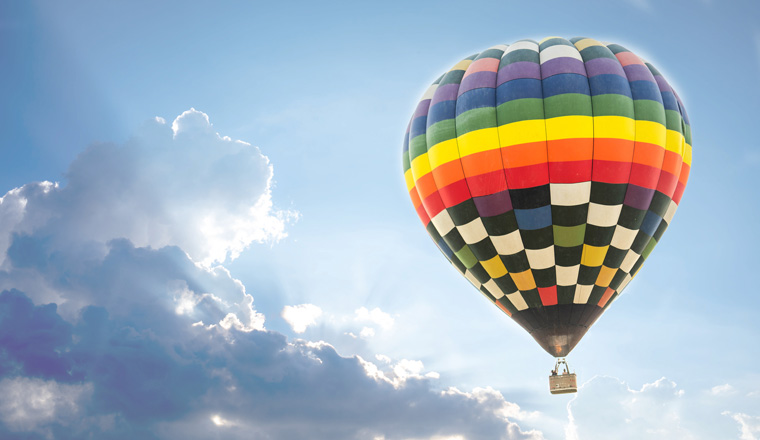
left=683, top=143, right=692, bottom=166
left=595, top=265, right=617, bottom=287
left=581, top=244, right=608, bottom=267
left=573, top=38, right=604, bottom=51
left=539, top=36, right=562, bottom=44
left=594, top=116, right=635, bottom=140
left=498, top=119, right=547, bottom=147
left=481, top=255, right=508, bottom=279
left=634, top=120, right=666, bottom=147
left=410, top=153, right=431, bottom=180
left=665, top=129, right=685, bottom=155
left=427, top=138, right=460, bottom=169
left=511, top=269, right=537, bottom=291
left=457, top=127, right=500, bottom=157
left=404, top=169, right=415, bottom=191
left=451, top=59, right=473, bottom=71
left=545, top=115, right=593, bottom=140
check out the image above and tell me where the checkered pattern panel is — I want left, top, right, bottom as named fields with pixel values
left=402, top=37, right=692, bottom=338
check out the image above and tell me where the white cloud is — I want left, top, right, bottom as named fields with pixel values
left=355, top=306, right=395, bottom=330
left=281, top=304, right=323, bottom=333
left=711, top=384, right=735, bottom=395
left=0, top=108, right=296, bottom=269
left=0, top=377, right=92, bottom=433
left=360, top=326, right=376, bottom=338
left=723, top=412, right=760, bottom=440
left=566, top=376, right=693, bottom=440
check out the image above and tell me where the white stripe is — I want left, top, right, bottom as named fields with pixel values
left=464, top=269, right=481, bottom=288
left=505, top=40, right=538, bottom=54
left=421, top=83, right=438, bottom=100
left=556, top=265, right=580, bottom=286
left=489, top=44, right=508, bottom=52
left=526, top=246, right=555, bottom=270
left=491, top=230, right=524, bottom=255
left=540, top=44, right=583, bottom=64
left=618, top=274, right=633, bottom=293
left=573, top=285, right=593, bottom=304
left=483, top=279, right=505, bottom=299
left=588, top=203, right=623, bottom=227
left=610, top=225, right=638, bottom=250
left=507, top=292, right=529, bottom=310
left=663, top=199, right=678, bottom=224
left=550, top=182, right=591, bottom=206
left=457, top=218, right=488, bottom=244
left=620, top=250, right=640, bottom=273
left=431, top=210, right=455, bottom=236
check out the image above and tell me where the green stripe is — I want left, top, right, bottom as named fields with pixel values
left=497, top=98, right=544, bottom=125
left=426, top=119, right=456, bottom=148
left=633, top=99, right=666, bottom=124
left=592, top=94, right=634, bottom=118
left=454, top=245, right=478, bottom=269
left=501, top=50, right=538, bottom=66
left=409, top=135, right=428, bottom=160
left=553, top=224, right=586, bottom=247
left=456, top=107, right=497, bottom=135
left=579, top=45, right=617, bottom=61
left=544, top=94, right=593, bottom=118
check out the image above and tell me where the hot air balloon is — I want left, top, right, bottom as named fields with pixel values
left=402, top=37, right=691, bottom=394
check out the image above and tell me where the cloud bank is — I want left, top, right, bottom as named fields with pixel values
left=0, top=110, right=541, bottom=440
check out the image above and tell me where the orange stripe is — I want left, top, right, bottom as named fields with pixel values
left=678, top=162, right=691, bottom=185
left=495, top=300, right=512, bottom=317
left=592, top=138, right=634, bottom=162
left=631, top=142, right=665, bottom=168
left=415, top=172, right=439, bottom=199
left=501, top=141, right=548, bottom=168
left=660, top=150, right=682, bottom=176
left=431, top=160, right=466, bottom=188
left=598, top=288, right=615, bottom=307
left=461, top=149, right=505, bottom=176
left=548, top=138, right=593, bottom=162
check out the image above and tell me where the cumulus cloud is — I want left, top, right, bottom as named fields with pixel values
left=723, top=412, right=760, bottom=440
left=0, top=110, right=541, bottom=439
left=281, top=304, right=322, bottom=333
left=0, top=108, right=294, bottom=269
left=355, top=306, right=395, bottom=330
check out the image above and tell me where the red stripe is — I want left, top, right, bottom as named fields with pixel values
left=548, top=160, right=592, bottom=183
left=628, top=163, right=660, bottom=189
left=439, top=179, right=471, bottom=208
left=466, top=170, right=509, bottom=197
left=495, top=300, right=512, bottom=316
left=505, top=163, right=549, bottom=189
left=538, top=286, right=558, bottom=306
left=421, top=191, right=446, bottom=219
left=656, top=170, right=679, bottom=197
left=592, top=160, right=631, bottom=184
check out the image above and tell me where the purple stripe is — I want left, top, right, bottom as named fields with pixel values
left=473, top=190, right=513, bottom=217
left=540, top=57, right=586, bottom=78
left=623, top=185, right=655, bottom=211
left=622, top=64, right=655, bottom=83
left=413, top=99, right=431, bottom=119
left=497, top=61, right=540, bottom=85
left=584, top=57, right=625, bottom=77
left=459, top=71, right=496, bottom=95
left=430, top=83, right=459, bottom=107
left=655, top=75, right=672, bottom=93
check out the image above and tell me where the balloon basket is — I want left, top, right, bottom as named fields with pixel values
left=549, top=358, right=577, bottom=394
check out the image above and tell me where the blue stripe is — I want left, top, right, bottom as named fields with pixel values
left=588, top=74, right=632, bottom=98
left=410, top=116, right=427, bottom=140
left=438, top=238, right=454, bottom=259
left=456, top=88, right=495, bottom=116
left=640, top=211, right=662, bottom=237
left=514, top=206, right=553, bottom=230
left=629, top=80, right=663, bottom=103
left=427, top=100, right=456, bottom=127
left=542, top=73, right=590, bottom=98
left=660, top=91, right=679, bottom=111
left=496, top=78, right=542, bottom=105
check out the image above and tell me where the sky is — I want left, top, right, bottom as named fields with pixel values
left=1, top=0, right=759, bottom=439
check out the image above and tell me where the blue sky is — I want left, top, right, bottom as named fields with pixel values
left=1, top=0, right=759, bottom=438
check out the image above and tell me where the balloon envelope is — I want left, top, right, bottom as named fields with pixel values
left=402, top=37, right=691, bottom=357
